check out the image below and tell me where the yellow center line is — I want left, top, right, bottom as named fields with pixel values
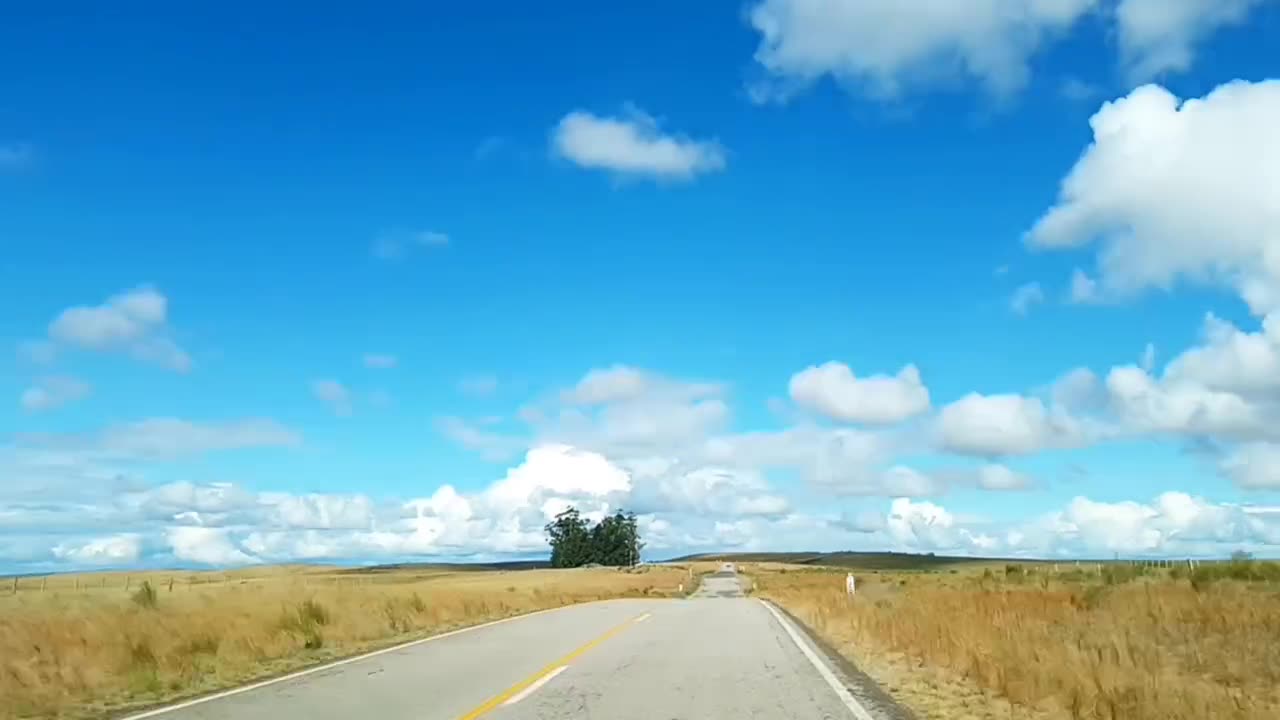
left=456, top=612, right=648, bottom=719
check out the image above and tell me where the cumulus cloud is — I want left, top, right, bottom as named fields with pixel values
left=552, top=108, right=726, bottom=181
left=1105, top=365, right=1276, bottom=442
left=167, top=526, right=258, bottom=566
left=1027, top=80, right=1280, bottom=316
left=1219, top=443, right=1280, bottom=490
left=878, top=465, right=942, bottom=497
left=1164, top=313, right=1280, bottom=397
left=788, top=362, right=930, bottom=424
left=561, top=365, right=656, bottom=405
left=1046, top=491, right=1280, bottom=553
left=52, top=534, right=141, bottom=565
left=312, top=379, right=353, bottom=416
left=747, top=0, right=1098, bottom=101
left=937, top=392, right=1084, bottom=456
left=1115, top=0, right=1268, bottom=81
left=446, top=366, right=915, bottom=498
left=886, top=498, right=997, bottom=551
left=628, top=464, right=791, bottom=518
left=38, top=286, right=191, bottom=371
left=975, top=463, right=1033, bottom=491
left=20, top=376, right=91, bottom=412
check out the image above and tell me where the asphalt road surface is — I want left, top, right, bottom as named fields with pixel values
left=125, top=570, right=902, bottom=720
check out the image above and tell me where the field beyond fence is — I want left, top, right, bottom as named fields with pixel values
left=0, top=563, right=692, bottom=720
left=751, top=558, right=1280, bottom=720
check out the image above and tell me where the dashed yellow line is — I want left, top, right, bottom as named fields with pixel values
left=456, top=613, right=646, bottom=718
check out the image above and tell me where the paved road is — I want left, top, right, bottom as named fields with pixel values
left=125, top=570, right=886, bottom=720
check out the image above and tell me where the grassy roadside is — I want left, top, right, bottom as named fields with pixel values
left=1, top=564, right=686, bottom=720
left=748, top=561, right=1280, bottom=720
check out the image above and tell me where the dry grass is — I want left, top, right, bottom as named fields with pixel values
left=751, top=563, right=1280, bottom=720
left=0, top=564, right=689, bottom=719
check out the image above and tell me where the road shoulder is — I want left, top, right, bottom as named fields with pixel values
left=764, top=600, right=918, bottom=720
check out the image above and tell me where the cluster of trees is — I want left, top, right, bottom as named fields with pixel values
left=544, top=506, right=643, bottom=568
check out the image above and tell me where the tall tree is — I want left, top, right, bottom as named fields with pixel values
left=544, top=507, right=592, bottom=568
left=544, top=506, right=643, bottom=568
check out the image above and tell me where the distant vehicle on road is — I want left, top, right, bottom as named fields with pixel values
left=720, top=562, right=736, bottom=574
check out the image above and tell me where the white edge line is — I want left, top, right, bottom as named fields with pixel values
left=117, top=603, right=582, bottom=720
left=760, top=600, right=876, bottom=720
left=501, top=665, right=568, bottom=706
left=633, top=612, right=652, bottom=623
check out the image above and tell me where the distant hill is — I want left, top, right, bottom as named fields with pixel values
left=666, top=551, right=1008, bottom=570
left=343, top=559, right=551, bottom=574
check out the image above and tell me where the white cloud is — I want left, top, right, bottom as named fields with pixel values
left=41, top=286, right=191, bottom=371
left=879, top=465, right=942, bottom=497
left=1068, top=268, right=1099, bottom=303
left=552, top=108, right=726, bottom=181
left=52, top=534, right=141, bottom=565
left=937, top=392, right=1083, bottom=456
left=1219, top=443, right=1280, bottom=490
left=747, top=0, right=1098, bottom=101
left=1164, top=313, right=1280, bottom=397
left=167, top=526, right=258, bottom=566
left=630, top=464, right=791, bottom=518
left=885, top=498, right=994, bottom=552
left=789, top=362, right=931, bottom=424
left=20, top=376, right=91, bottom=412
left=1027, top=80, right=1280, bottom=316
left=1046, top=491, right=1280, bottom=553
left=258, top=492, right=376, bottom=530
left=1115, top=0, right=1268, bottom=81
left=533, top=368, right=729, bottom=457
left=1104, top=365, right=1276, bottom=442
left=312, top=379, right=353, bottom=416
left=561, top=365, right=653, bottom=405
left=976, top=463, right=1033, bottom=490
left=363, top=353, right=398, bottom=369
left=447, top=366, right=914, bottom=498
left=1010, top=282, right=1045, bottom=315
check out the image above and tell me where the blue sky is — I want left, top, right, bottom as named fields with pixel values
left=4, top=1, right=1280, bottom=571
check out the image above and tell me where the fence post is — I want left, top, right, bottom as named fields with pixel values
left=125, top=576, right=131, bottom=591
left=41, top=576, right=47, bottom=592
left=10, top=576, right=17, bottom=595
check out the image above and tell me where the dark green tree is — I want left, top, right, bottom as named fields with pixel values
left=544, top=507, right=592, bottom=568
left=545, top=507, right=643, bottom=568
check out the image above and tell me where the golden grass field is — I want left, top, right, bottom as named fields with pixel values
left=0, top=563, right=696, bottom=720
left=751, top=561, right=1280, bottom=720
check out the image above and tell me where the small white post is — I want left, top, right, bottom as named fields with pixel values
left=845, top=573, right=856, bottom=597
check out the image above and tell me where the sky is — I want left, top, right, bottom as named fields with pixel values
left=3, top=1, right=1280, bottom=572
